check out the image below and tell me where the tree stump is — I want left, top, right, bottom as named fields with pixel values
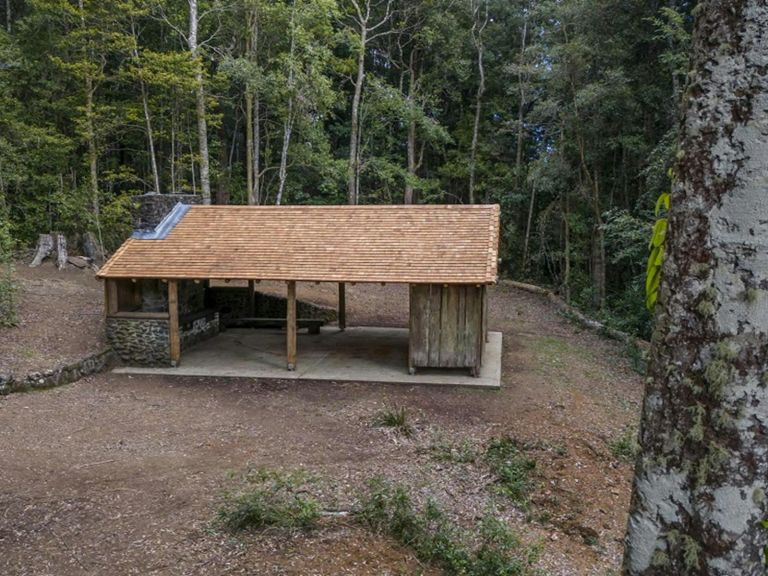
left=54, top=234, right=68, bottom=270
left=29, top=232, right=69, bottom=270
left=29, top=233, right=53, bottom=267
left=82, top=231, right=104, bottom=263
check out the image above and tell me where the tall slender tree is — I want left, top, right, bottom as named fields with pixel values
left=467, top=0, right=487, bottom=205
left=342, top=0, right=393, bottom=205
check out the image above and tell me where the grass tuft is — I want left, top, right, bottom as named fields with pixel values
left=609, top=428, right=639, bottom=463
left=372, top=404, right=415, bottom=437
left=485, top=438, right=537, bottom=506
left=359, top=478, right=540, bottom=576
left=428, top=437, right=479, bottom=464
left=217, top=468, right=321, bottom=532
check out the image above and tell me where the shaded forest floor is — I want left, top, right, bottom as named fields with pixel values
left=0, top=264, right=644, bottom=575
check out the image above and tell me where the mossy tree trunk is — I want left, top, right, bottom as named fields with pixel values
left=623, top=1, right=768, bottom=574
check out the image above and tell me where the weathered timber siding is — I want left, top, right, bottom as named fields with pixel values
left=409, top=284, right=485, bottom=373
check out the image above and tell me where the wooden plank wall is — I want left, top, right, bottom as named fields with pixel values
left=409, top=284, right=485, bottom=374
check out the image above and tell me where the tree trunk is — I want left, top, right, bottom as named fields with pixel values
left=515, top=16, right=527, bottom=193
left=348, top=27, right=367, bottom=206
left=245, top=91, right=254, bottom=203
left=275, top=111, right=293, bottom=206
left=246, top=2, right=260, bottom=205
left=623, top=2, right=768, bottom=574
left=142, top=86, right=161, bottom=194
left=131, top=20, right=161, bottom=195
left=468, top=0, right=487, bottom=205
left=188, top=0, right=211, bottom=204
left=253, top=96, right=261, bottom=205
left=562, top=188, right=571, bottom=304
left=521, top=180, right=535, bottom=273
left=276, top=5, right=296, bottom=207
left=404, top=51, right=417, bottom=205
left=5, top=0, right=10, bottom=33
left=170, top=110, right=177, bottom=193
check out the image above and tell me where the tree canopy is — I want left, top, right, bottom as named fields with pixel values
left=0, top=0, right=697, bottom=336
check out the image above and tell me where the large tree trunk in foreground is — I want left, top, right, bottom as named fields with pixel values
left=623, top=2, right=768, bottom=574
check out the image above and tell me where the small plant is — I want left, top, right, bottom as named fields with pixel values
left=358, top=478, right=539, bottom=576
left=485, top=438, right=537, bottom=506
left=216, top=468, right=321, bottom=532
left=428, top=437, right=479, bottom=464
left=609, top=427, right=640, bottom=463
left=372, top=404, right=414, bottom=437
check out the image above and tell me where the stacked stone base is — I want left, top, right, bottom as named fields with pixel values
left=0, top=349, right=114, bottom=395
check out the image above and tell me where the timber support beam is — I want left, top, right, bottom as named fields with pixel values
left=286, top=280, right=297, bottom=370
left=168, top=279, right=181, bottom=366
left=338, top=282, right=346, bottom=331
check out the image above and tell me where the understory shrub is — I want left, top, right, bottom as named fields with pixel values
left=217, top=468, right=321, bottom=532
left=359, top=478, right=540, bottom=576
left=0, top=212, right=17, bottom=327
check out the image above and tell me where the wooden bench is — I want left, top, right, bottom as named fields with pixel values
left=224, top=317, right=325, bottom=334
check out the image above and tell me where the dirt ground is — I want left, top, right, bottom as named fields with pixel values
left=0, top=266, right=644, bottom=576
left=0, top=262, right=106, bottom=376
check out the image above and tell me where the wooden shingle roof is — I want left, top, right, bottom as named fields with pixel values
left=98, top=204, right=500, bottom=284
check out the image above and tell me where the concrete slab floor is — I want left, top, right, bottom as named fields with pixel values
left=113, top=327, right=502, bottom=389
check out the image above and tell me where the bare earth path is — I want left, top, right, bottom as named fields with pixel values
left=0, top=270, right=644, bottom=575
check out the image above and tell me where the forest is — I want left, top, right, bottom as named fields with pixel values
left=0, top=0, right=695, bottom=336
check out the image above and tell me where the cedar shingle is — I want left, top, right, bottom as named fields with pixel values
left=98, top=204, right=500, bottom=284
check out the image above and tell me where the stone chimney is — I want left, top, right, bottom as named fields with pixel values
left=131, top=193, right=201, bottom=233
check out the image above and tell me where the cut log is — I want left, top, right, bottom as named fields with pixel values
left=29, top=233, right=54, bottom=267
left=67, top=256, right=93, bottom=269
left=82, top=232, right=104, bottom=262
left=54, top=233, right=68, bottom=270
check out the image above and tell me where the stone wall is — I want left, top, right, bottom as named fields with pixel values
left=181, top=311, right=219, bottom=351
left=131, top=193, right=201, bottom=232
left=0, top=349, right=114, bottom=395
left=106, top=317, right=171, bottom=366
left=208, top=287, right=337, bottom=324
left=106, top=309, right=219, bottom=367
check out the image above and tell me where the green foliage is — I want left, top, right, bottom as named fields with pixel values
left=484, top=438, right=537, bottom=506
left=428, top=436, right=479, bottom=464
left=0, top=0, right=694, bottom=340
left=0, top=207, right=17, bottom=327
left=609, top=427, right=640, bottom=463
left=646, top=190, right=671, bottom=311
left=372, top=404, right=414, bottom=437
left=216, top=467, right=321, bottom=532
left=358, top=478, right=540, bottom=576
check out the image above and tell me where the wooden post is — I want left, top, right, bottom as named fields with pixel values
left=168, top=279, right=181, bottom=366
left=105, top=279, right=118, bottom=317
left=248, top=279, right=256, bottom=317
left=286, top=280, right=297, bottom=370
left=103, top=279, right=110, bottom=319
left=338, top=282, right=346, bottom=331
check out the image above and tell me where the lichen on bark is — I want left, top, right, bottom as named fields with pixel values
left=623, top=1, right=768, bottom=574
